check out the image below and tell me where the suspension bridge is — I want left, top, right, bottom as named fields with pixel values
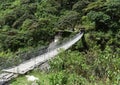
left=0, top=32, right=84, bottom=85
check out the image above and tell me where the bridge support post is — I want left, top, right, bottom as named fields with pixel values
left=81, top=31, right=89, bottom=51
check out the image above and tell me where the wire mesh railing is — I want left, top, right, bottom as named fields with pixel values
left=0, top=46, right=48, bottom=71
left=0, top=32, right=83, bottom=72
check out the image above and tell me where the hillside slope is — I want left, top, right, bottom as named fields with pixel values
left=0, top=0, right=120, bottom=84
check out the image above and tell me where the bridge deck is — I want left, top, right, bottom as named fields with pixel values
left=2, top=50, right=58, bottom=74
left=0, top=73, right=18, bottom=84
left=0, top=32, right=83, bottom=84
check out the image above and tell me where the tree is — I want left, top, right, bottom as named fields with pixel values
left=87, top=11, right=111, bottom=31
left=72, top=0, right=89, bottom=12
left=56, top=11, right=80, bottom=31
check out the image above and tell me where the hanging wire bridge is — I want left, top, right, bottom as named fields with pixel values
left=0, top=32, right=84, bottom=85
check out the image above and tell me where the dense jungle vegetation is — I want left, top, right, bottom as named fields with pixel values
left=0, top=0, right=120, bottom=85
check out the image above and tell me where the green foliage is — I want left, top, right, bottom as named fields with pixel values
left=104, top=0, right=120, bottom=29
left=49, top=72, right=68, bottom=85
left=87, top=11, right=111, bottom=30
left=0, top=51, right=17, bottom=70
left=72, top=0, right=90, bottom=12
left=0, top=0, right=57, bottom=52
left=87, top=11, right=110, bottom=22
left=49, top=48, right=120, bottom=84
left=84, top=0, right=105, bottom=12
left=56, top=11, right=80, bottom=30
left=81, top=15, right=95, bottom=30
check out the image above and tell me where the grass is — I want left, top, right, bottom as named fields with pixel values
left=10, top=70, right=112, bottom=85
left=10, top=70, right=50, bottom=85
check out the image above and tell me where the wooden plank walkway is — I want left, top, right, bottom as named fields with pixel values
left=0, top=32, right=83, bottom=84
